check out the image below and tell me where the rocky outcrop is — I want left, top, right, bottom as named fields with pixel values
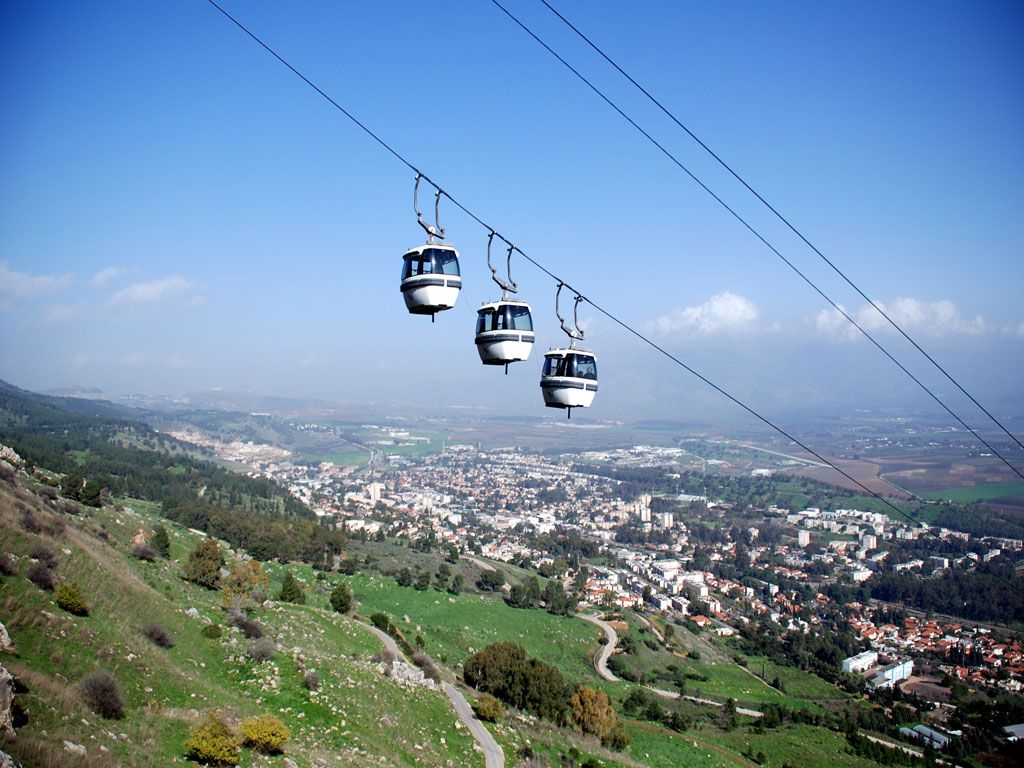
left=0, top=664, right=15, bottom=736
left=0, top=622, right=12, bottom=653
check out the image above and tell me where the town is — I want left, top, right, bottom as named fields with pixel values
left=170, top=425, right=1024, bottom=721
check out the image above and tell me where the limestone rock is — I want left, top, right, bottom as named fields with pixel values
left=0, top=666, right=14, bottom=736
left=0, top=748, right=20, bottom=768
left=63, top=741, right=86, bottom=756
left=0, top=623, right=12, bottom=653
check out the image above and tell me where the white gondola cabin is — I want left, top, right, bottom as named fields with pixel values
left=400, top=243, right=461, bottom=317
left=540, top=347, right=598, bottom=412
left=475, top=299, right=534, bottom=365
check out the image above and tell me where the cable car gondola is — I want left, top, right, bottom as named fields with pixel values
left=401, top=175, right=461, bottom=319
left=474, top=234, right=534, bottom=371
left=540, top=284, right=598, bottom=417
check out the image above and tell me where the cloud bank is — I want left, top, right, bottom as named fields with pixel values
left=647, top=292, right=761, bottom=337
left=816, top=298, right=989, bottom=341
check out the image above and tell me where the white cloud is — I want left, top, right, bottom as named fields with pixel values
left=0, top=261, right=72, bottom=307
left=647, top=292, right=761, bottom=336
left=90, top=266, right=126, bottom=287
left=817, top=298, right=989, bottom=341
left=1003, top=321, right=1024, bottom=337
left=110, top=275, right=198, bottom=305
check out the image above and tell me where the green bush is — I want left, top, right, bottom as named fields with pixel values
left=201, top=623, right=223, bottom=639
left=185, top=712, right=239, bottom=765
left=183, top=540, right=223, bottom=589
left=240, top=714, right=290, bottom=754
left=473, top=693, right=505, bottom=722
left=151, top=524, right=171, bottom=558
left=55, top=581, right=89, bottom=616
left=277, top=572, right=306, bottom=604
left=370, top=612, right=391, bottom=632
left=329, top=582, right=352, bottom=614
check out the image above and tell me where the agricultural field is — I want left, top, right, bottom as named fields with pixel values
left=923, top=480, right=1024, bottom=503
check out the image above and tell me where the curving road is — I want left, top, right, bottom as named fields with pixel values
left=443, top=683, right=504, bottom=768
left=576, top=612, right=619, bottom=682
left=357, top=619, right=504, bottom=768
left=576, top=612, right=763, bottom=718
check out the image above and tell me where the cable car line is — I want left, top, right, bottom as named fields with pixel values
left=536, top=0, right=1024, bottom=457
left=488, top=0, right=1024, bottom=481
left=204, top=0, right=1024, bottom=598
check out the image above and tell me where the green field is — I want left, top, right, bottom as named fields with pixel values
left=923, top=480, right=1024, bottom=503
left=345, top=573, right=601, bottom=682
left=705, top=723, right=884, bottom=768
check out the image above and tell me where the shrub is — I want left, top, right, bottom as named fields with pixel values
left=0, top=553, right=17, bottom=576
left=183, top=540, right=223, bottom=589
left=412, top=651, right=440, bottom=682
left=474, top=693, right=505, bottom=721
left=247, top=638, right=277, bottom=662
left=30, top=544, right=58, bottom=568
left=602, top=721, right=630, bottom=751
left=27, top=562, right=55, bottom=591
left=229, top=612, right=263, bottom=639
left=277, top=572, right=306, bottom=604
left=329, top=582, right=352, bottom=614
left=303, top=669, right=320, bottom=691
left=370, top=612, right=391, bottom=632
left=55, top=581, right=89, bottom=615
left=185, top=712, right=239, bottom=765
left=133, top=543, right=156, bottom=562
left=201, top=623, right=223, bottom=639
left=19, top=510, right=42, bottom=534
left=77, top=669, right=124, bottom=719
left=240, top=715, right=290, bottom=754
left=142, top=622, right=175, bottom=648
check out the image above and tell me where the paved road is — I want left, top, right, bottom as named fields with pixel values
left=576, top=612, right=619, bottom=682
left=576, top=612, right=763, bottom=718
left=443, top=683, right=505, bottom=768
left=357, top=619, right=504, bottom=768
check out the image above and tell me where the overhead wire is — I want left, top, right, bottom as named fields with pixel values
left=537, top=0, right=1024, bottom=457
left=488, top=0, right=1024, bottom=483
left=203, top=0, right=1024, bottom=598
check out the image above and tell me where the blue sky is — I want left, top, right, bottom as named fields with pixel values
left=1, top=1, right=1022, bottom=423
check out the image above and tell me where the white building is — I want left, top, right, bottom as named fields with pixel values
left=798, top=530, right=811, bottom=547
left=841, top=650, right=879, bottom=674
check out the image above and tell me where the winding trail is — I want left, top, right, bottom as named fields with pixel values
left=576, top=612, right=619, bottom=682
left=357, top=619, right=504, bottom=768
left=577, top=611, right=763, bottom=718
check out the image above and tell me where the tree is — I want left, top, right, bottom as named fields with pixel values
left=448, top=573, right=464, bottom=595
left=330, top=582, right=353, bottom=614
left=396, top=567, right=414, bottom=587
left=414, top=570, right=431, bottom=591
left=278, top=571, right=306, bottom=604
left=222, top=559, right=269, bottom=611
left=183, top=540, right=223, bottom=590
left=570, top=687, right=617, bottom=739
left=80, top=477, right=104, bottom=507
left=151, top=524, right=171, bottom=558
left=477, top=569, right=504, bottom=592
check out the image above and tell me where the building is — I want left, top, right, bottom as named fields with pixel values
left=798, top=529, right=811, bottom=547
left=899, top=725, right=950, bottom=750
left=841, top=650, right=879, bottom=674
left=870, top=659, right=913, bottom=689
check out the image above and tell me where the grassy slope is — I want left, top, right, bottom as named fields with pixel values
left=0, top=485, right=479, bottom=767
